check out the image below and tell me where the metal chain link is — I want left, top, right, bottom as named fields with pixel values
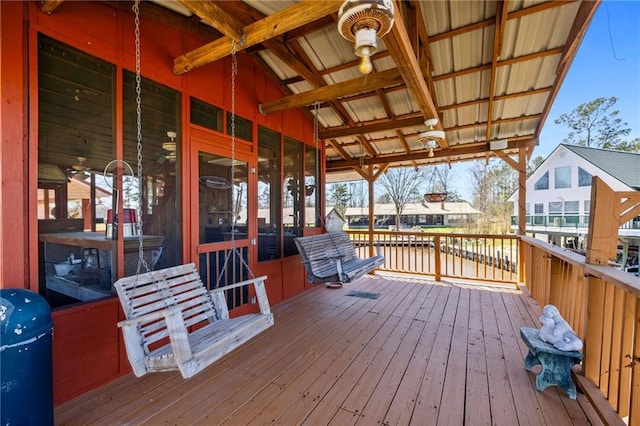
left=313, top=101, right=322, bottom=229
left=133, top=0, right=150, bottom=275
left=216, top=39, right=253, bottom=287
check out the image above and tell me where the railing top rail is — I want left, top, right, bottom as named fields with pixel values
left=345, top=230, right=518, bottom=240
left=521, top=235, right=640, bottom=298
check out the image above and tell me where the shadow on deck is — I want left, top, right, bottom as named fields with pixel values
left=55, top=273, right=602, bottom=425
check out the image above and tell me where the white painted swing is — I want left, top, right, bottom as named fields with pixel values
left=115, top=2, right=272, bottom=379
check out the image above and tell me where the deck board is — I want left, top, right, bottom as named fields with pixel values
left=55, top=274, right=601, bottom=425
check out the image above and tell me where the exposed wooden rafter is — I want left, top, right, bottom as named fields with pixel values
left=40, top=0, right=64, bottom=14
left=384, top=0, right=446, bottom=146
left=177, top=0, right=244, bottom=42
left=485, top=0, right=509, bottom=144
left=259, top=67, right=405, bottom=115
left=173, top=0, right=341, bottom=74
left=327, top=138, right=537, bottom=171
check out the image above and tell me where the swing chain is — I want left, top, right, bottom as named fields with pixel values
left=216, top=39, right=253, bottom=288
left=133, top=0, right=150, bottom=275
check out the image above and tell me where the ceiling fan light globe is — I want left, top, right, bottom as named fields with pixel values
left=162, top=141, right=177, bottom=152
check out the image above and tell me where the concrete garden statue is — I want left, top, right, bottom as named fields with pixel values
left=538, top=304, right=583, bottom=352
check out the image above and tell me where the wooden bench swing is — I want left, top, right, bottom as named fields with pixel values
left=114, top=8, right=272, bottom=379
left=294, top=232, right=385, bottom=284
left=115, top=264, right=273, bottom=378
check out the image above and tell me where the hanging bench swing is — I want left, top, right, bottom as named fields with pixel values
left=114, top=2, right=273, bottom=379
left=293, top=103, right=384, bottom=285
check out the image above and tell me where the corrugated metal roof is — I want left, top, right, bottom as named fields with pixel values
left=563, top=145, right=640, bottom=190
left=145, top=0, right=600, bottom=174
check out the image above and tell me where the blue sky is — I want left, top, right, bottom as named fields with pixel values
left=536, top=0, right=640, bottom=158
left=452, top=0, right=640, bottom=201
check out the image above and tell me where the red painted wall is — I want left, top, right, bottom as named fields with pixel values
left=0, top=1, right=315, bottom=405
left=0, top=1, right=29, bottom=289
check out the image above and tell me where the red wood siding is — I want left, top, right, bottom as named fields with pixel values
left=0, top=1, right=29, bottom=289
left=51, top=298, right=123, bottom=405
left=1, top=0, right=318, bottom=406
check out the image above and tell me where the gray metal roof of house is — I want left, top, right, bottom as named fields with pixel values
left=563, top=144, right=640, bottom=190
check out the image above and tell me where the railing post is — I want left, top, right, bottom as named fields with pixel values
left=434, top=235, right=441, bottom=281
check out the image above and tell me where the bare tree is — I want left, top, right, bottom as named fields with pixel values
left=377, top=167, right=428, bottom=229
left=427, top=165, right=464, bottom=201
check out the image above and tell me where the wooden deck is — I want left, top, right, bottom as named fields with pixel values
left=55, top=274, right=602, bottom=425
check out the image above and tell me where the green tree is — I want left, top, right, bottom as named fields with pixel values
left=554, top=97, right=631, bottom=148
left=613, top=137, right=640, bottom=153
left=328, top=183, right=350, bottom=217
left=470, top=159, right=517, bottom=233
left=377, top=167, right=427, bottom=229
left=527, top=155, right=544, bottom=177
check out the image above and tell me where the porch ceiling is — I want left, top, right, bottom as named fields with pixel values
left=49, top=0, right=599, bottom=177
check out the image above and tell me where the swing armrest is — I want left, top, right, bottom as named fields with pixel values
left=208, top=276, right=271, bottom=316
left=209, top=276, right=268, bottom=294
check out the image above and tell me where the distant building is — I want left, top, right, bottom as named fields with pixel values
left=508, top=144, right=639, bottom=266
left=344, top=201, right=481, bottom=229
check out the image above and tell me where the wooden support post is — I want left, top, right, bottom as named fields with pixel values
left=586, top=177, right=640, bottom=265
left=434, top=235, right=441, bottom=281
left=518, top=148, right=527, bottom=285
left=368, top=175, right=375, bottom=258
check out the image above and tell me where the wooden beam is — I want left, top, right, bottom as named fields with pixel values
left=485, top=1, right=509, bottom=143
left=259, top=67, right=405, bottom=115
left=321, top=112, right=541, bottom=140
left=177, top=0, right=244, bottom=42
left=320, top=115, right=425, bottom=140
left=428, top=1, right=577, bottom=43
left=439, top=87, right=552, bottom=111
left=384, top=1, right=445, bottom=146
left=173, top=0, right=341, bottom=74
left=327, top=138, right=537, bottom=170
left=40, top=0, right=63, bottom=14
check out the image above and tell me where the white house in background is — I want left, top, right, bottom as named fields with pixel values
left=508, top=144, right=640, bottom=263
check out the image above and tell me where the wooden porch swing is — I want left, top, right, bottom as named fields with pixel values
left=294, top=103, right=384, bottom=285
left=114, top=2, right=273, bottom=379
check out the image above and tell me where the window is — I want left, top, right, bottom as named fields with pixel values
left=257, top=126, right=282, bottom=261
left=549, top=202, right=563, bottom=213
left=584, top=200, right=591, bottom=214
left=525, top=203, right=530, bottom=214
left=554, top=166, right=571, bottom=189
left=198, top=152, right=248, bottom=244
left=227, top=112, right=253, bottom=142
left=534, top=203, right=544, bottom=214
left=534, top=171, right=549, bottom=190
left=38, top=34, right=115, bottom=308
left=564, top=201, right=579, bottom=214
left=283, top=136, right=303, bottom=257
left=191, top=97, right=223, bottom=132
left=123, top=71, right=182, bottom=275
left=304, top=145, right=320, bottom=228
left=578, top=167, right=592, bottom=187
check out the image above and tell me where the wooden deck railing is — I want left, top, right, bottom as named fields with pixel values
left=521, top=235, right=640, bottom=425
left=345, top=230, right=518, bottom=284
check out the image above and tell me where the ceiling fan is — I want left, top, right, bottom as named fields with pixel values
left=67, top=156, right=91, bottom=179
left=160, top=131, right=177, bottom=163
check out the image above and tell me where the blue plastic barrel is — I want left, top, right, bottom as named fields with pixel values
left=1, top=289, right=54, bottom=425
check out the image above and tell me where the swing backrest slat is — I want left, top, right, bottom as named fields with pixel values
left=116, top=263, right=219, bottom=349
